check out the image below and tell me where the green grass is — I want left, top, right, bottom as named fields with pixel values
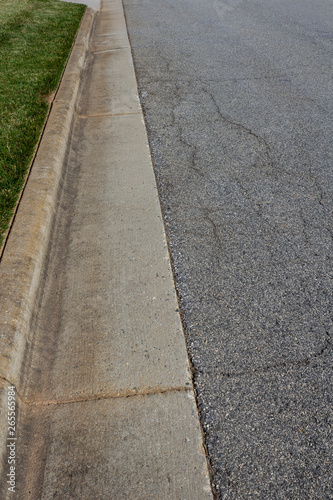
left=0, top=0, right=86, bottom=247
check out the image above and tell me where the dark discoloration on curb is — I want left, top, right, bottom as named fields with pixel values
left=0, top=7, right=95, bottom=478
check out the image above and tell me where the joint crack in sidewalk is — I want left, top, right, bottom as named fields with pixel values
left=26, top=385, right=193, bottom=407
left=74, top=110, right=140, bottom=119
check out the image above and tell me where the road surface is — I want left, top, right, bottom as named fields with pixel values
left=123, top=0, right=333, bottom=497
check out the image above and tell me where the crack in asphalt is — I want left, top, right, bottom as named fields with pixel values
left=178, top=125, right=204, bottom=176
left=201, top=86, right=271, bottom=149
left=157, top=81, right=333, bottom=260
left=201, top=209, right=225, bottom=255
left=195, top=331, right=332, bottom=380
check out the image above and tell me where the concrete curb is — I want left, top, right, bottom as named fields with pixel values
left=0, top=2, right=213, bottom=496
left=0, top=7, right=95, bottom=468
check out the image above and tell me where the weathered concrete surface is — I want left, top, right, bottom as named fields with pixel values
left=17, top=392, right=210, bottom=499
left=0, top=7, right=95, bottom=483
left=22, top=114, right=192, bottom=403
left=0, top=0, right=212, bottom=498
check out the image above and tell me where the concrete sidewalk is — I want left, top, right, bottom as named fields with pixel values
left=0, top=0, right=212, bottom=498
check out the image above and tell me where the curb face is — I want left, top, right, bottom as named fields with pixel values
left=0, top=7, right=95, bottom=476
left=0, top=10, right=95, bottom=382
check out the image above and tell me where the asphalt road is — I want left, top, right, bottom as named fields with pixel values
left=123, top=0, right=333, bottom=498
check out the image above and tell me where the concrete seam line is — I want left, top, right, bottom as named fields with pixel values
left=93, top=47, right=128, bottom=53
left=74, top=110, right=141, bottom=119
left=20, top=387, right=194, bottom=408
left=0, top=377, right=192, bottom=407
left=0, top=8, right=96, bottom=466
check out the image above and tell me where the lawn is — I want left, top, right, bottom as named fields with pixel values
left=0, top=0, right=86, bottom=248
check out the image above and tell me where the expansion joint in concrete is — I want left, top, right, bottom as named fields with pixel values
left=26, top=386, right=193, bottom=408
left=74, top=110, right=140, bottom=119
left=93, top=47, right=128, bottom=54
left=0, top=375, right=15, bottom=387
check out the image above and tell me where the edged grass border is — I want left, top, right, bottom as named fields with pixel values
left=0, top=0, right=86, bottom=250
